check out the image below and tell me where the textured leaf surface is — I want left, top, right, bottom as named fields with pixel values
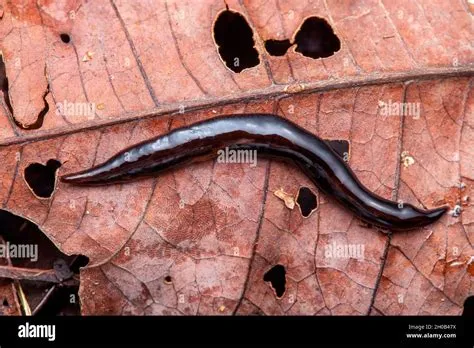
left=0, top=0, right=472, bottom=315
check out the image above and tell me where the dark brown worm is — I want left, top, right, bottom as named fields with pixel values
left=61, top=114, right=448, bottom=231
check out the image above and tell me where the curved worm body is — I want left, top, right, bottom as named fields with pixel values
left=61, top=114, right=448, bottom=231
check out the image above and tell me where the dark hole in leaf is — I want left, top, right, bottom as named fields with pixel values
left=296, top=187, right=318, bottom=217
left=463, top=296, right=474, bottom=316
left=0, top=210, right=88, bottom=315
left=25, top=83, right=50, bottom=130
left=265, top=39, right=292, bottom=56
left=34, top=286, right=81, bottom=316
left=0, top=209, right=80, bottom=269
left=164, top=275, right=172, bottom=284
left=213, top=9, right=260, bottom=73
left=294, top=17, right=340, bottom=59
left=69, top=255, right=90, bottom=274
left=0, top=55, right=49, bottom=130
left=60, top=33, right=71, bottom=44
left=325, top=139, right=350, bottom=162
left=3, top=298, right=9, bottom=307
left=0, top=54, right=13, bottom=115
left=24, top=159, right=61, bottom=198
left=263, top=264, right=286, bottom=298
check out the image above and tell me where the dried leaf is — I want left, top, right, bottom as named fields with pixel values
left=0, top=0, right=472, bottom=316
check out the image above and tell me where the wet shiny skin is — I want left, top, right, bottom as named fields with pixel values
left=61, top=114, right=448, bottom=231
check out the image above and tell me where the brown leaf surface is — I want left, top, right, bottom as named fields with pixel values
left=0, top=0, right=473, bottom=315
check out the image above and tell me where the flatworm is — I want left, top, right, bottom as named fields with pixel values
left=61, top=114, right=447, bottom=231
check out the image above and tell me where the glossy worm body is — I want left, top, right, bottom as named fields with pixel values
left=61, top=114, right=448, bottom=231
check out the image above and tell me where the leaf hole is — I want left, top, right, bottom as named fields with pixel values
left=296, top=187, right=318, bottom=218
left=69, top=255, right=90, bottom=274
left=164, top=275, right=172, bottom=284
left=3, top=298, right=9, bottom=307
left=0, top=54, right=13, bottom=116
left=264, top=39, right=292, bottom=56
left=60, top=33, right=71, bottom=44
left=24, top=159, right=61, bottom=199
left=463, top=296, right=474, bottom=316
left=325, top=139, right=350, bottom=162
left=263, top=264, right=286, bottom=299
left=293, top=16, right=340, bottom=59
left=0, top=209, right=84, bottom=268
left=213, top=9, right=260, bottom=73
left=0, top=54, right=49, bottom=130
left=35, top=287, right=81, bottom=316
left=0, top=209, right=87, bottom=315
